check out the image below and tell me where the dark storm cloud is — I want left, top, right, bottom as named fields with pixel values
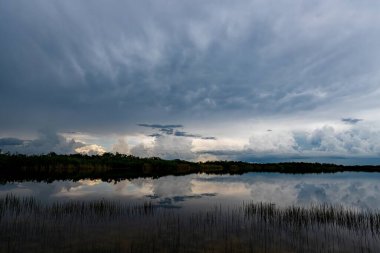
left=169, top=131, right=217, bottom=140
left=139, top=123, right=216, bottom=140
left=200, top=136, right=217, bottom=140
left=0, top=138, right=24, bottom=146
left=139, top=124, right=181, bottom=135
left=341, top=118, right=363, bottom=124
left=173, top=131, right=200, bottom=138
left=173, top=130, right=216, bottom=139
left=148, top=133, right=162, bottom=138
left=1, top=0, right=380, bottom=135
left=0, top=131, right=84, bottom=155
left=138, top=124, right=184, bottom=129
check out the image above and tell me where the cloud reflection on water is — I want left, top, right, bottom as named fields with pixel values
left=1, top=173, right=380, bottom=210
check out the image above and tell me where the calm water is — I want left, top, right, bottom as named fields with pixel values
left=1, top=172, right=380, bottom=210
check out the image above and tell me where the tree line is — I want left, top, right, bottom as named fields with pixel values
left=1, top=152, right=380, bottom=182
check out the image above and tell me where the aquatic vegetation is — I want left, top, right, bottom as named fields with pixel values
left=0, top=195, right=379, bottom=253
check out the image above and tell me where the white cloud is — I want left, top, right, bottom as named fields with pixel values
left=294, top=125, right=380, bottom=156
left=130, top=135, right=197, bottom=161
left=112, top=138, right=129, bottom=154
left=75, top=144, right=106, bottom=155
left=246, top=131, right=297, bottom=153
left=196, top=123, right=380, bottom=164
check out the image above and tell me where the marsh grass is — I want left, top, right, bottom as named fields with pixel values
left=0, top=195, right=379, bottom=253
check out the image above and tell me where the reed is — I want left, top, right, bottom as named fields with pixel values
left=0, top=195, right=379, bottom=253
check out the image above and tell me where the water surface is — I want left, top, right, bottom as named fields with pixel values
left=1, top=172, right=380, bottom=210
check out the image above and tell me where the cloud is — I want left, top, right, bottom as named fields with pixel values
left=139, top=123, right=216, bottom=140
left=1, top=0, right=380, bottom=136
left=173, top=131, right=200, bottom=138
left=0, top=138, right=24, bottom=146
left=139, top=123, right=182, bottom=136
left=200, top=136, right=217, bottom=140
left=0, top=130, right=104, bottom=155
left=294, top=125, right=380, bottom=155
left=246, top=131, right=297, bottom=154
left=341, top=118, right=363, bottom=124
left=196, top=124, right=380, bottom=164
left=172, top=131, right=216, bottom=140
left=148, top=133, right=162, bottom=138
left=138, top=124, right=183, bottom=129
left=2, top=1, right=380, bottom=164
left=131, top=135, right=197, bottom=161
left=0, top=122, right=364, bottom=163
left=112, top=138, right=129, bottom=154
left=75, top=144, right=106, bottom=156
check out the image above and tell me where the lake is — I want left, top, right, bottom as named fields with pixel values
left=1, top=172, right=380, bottom=253
left=1, top=172, right=380, bottom=210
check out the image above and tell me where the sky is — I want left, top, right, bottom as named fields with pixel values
left=1, top=0, right=380, bottom=164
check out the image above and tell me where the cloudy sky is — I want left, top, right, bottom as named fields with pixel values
left=1, top=0, right=380, bottom=164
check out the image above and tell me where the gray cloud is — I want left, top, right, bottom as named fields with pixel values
left=0, top=130, right=84, bottom=155
left=173, top=131, right=200, bottom=138
left=0, top=138, right=24, bottom=146
left=148, top=133, right=162, bottom=138
left=139, top=124, right=181, bottom=136
left=172, top=131, right=216, bottom=140
left=139, top=123, right=216, bottom=140
left=2, top=0, right=380, bottom=164
left=1, top=0, right=380, bottom=135
left=341, top=118, right=363, bottom=124
left=200, top=136, right=217, bottom=140
left=138, top=124, right=184, bottom=129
